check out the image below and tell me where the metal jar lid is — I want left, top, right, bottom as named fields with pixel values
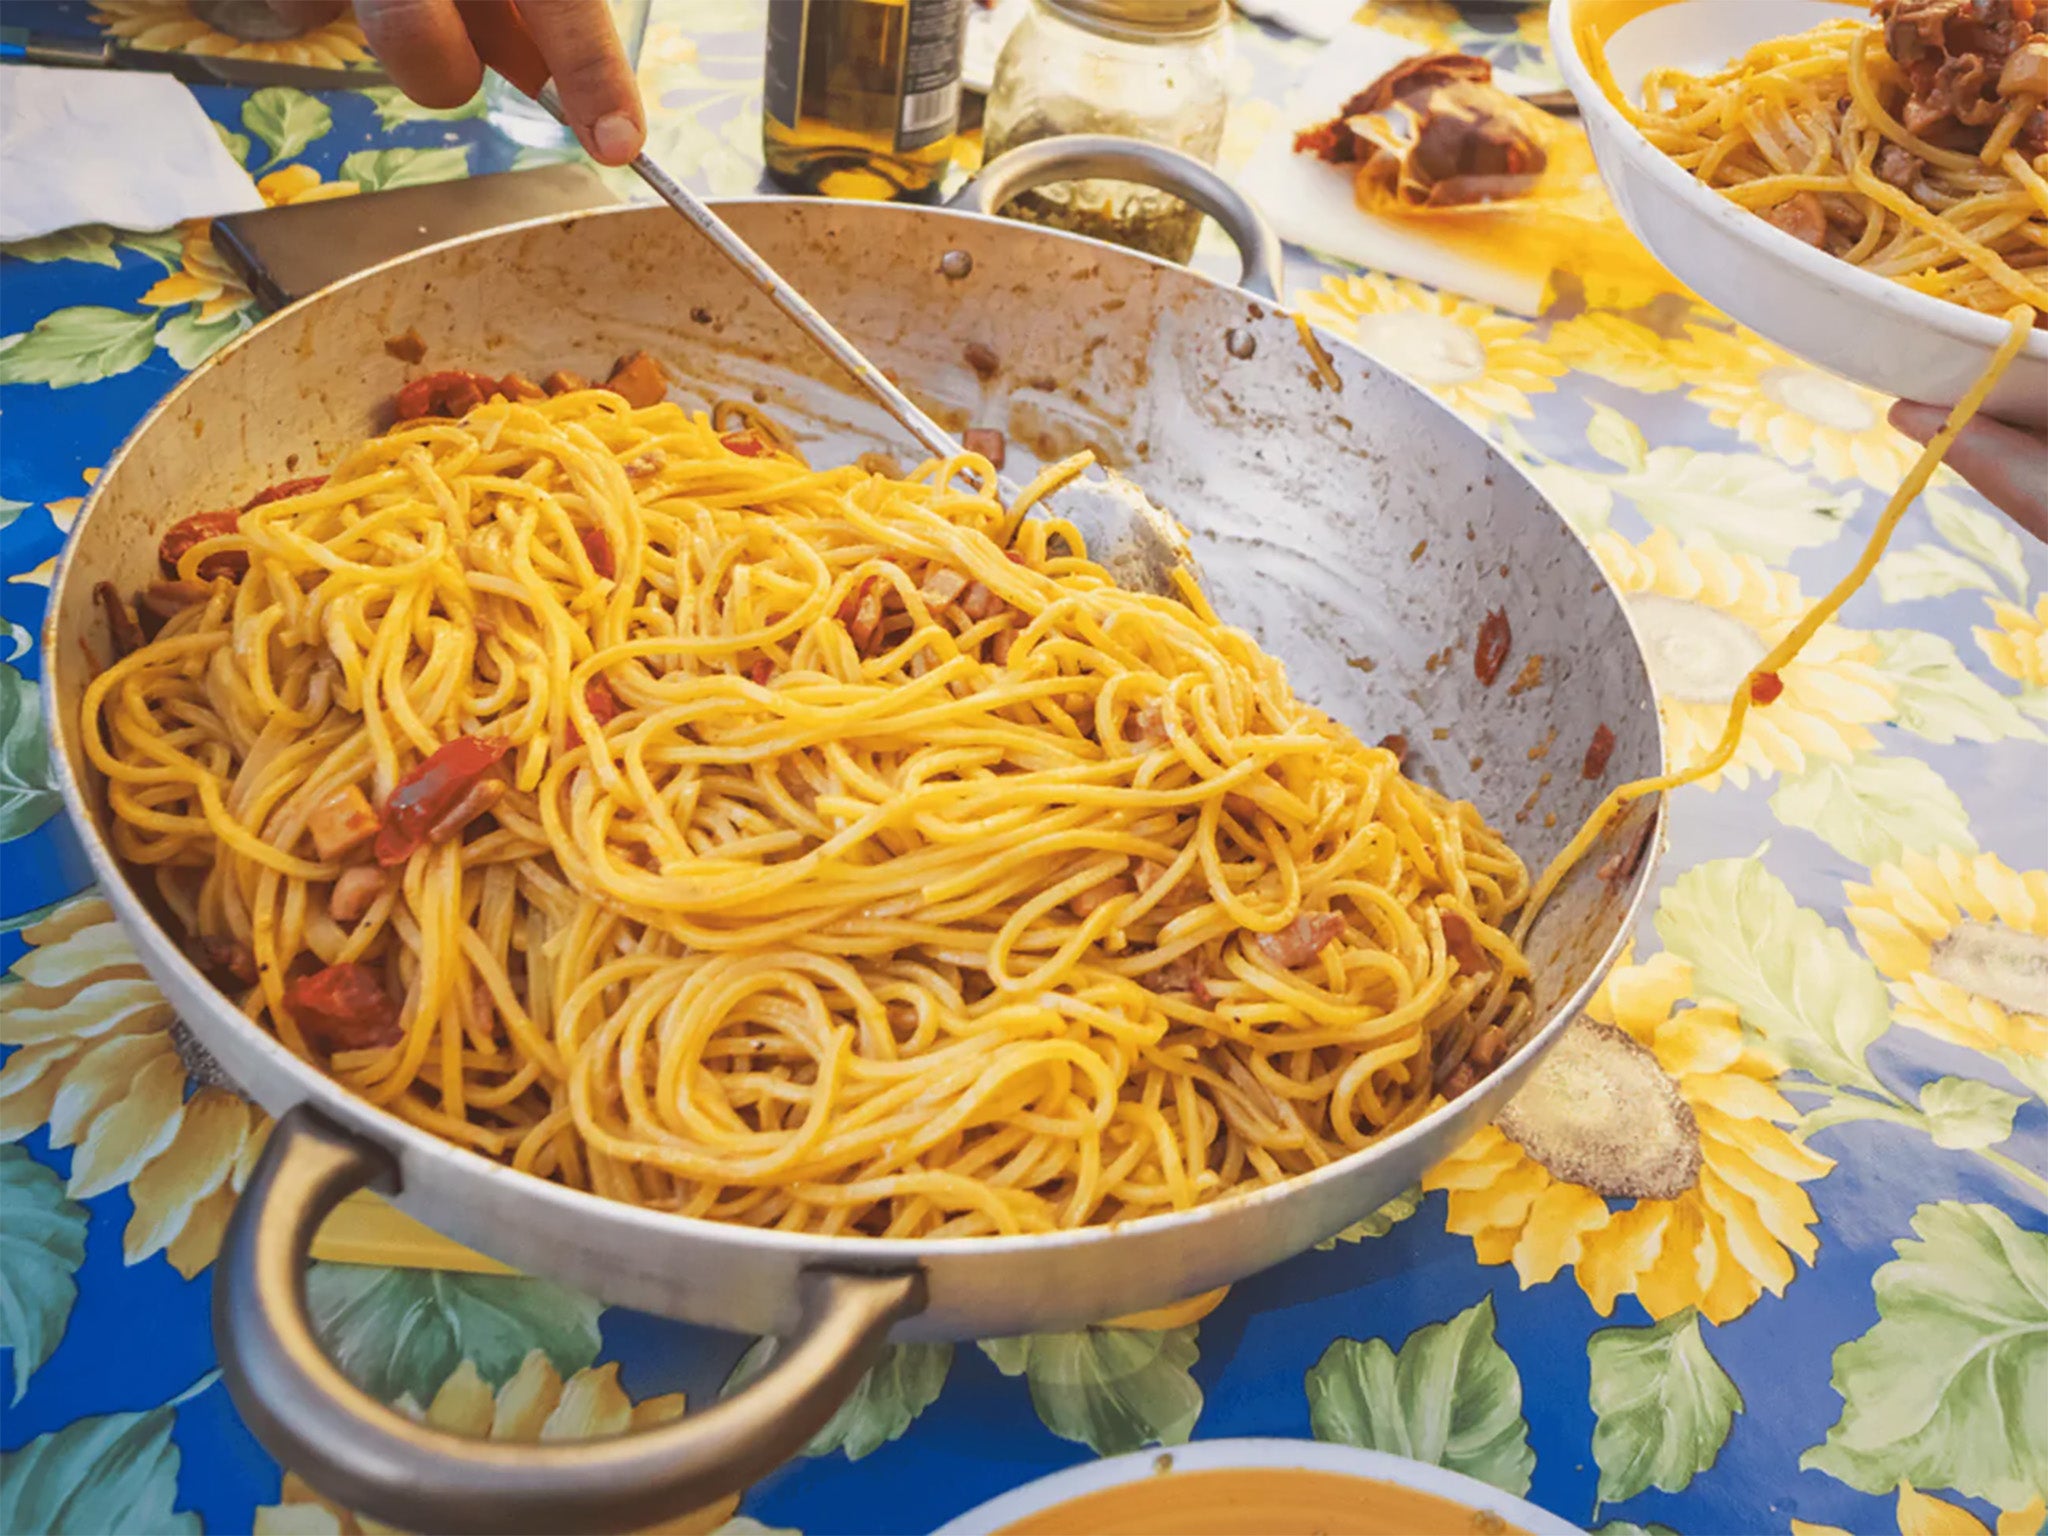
left=1037, top=0, right=1229, bottom=43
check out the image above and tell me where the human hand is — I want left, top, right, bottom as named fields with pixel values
left=270, top=0, right=645, bottom=164
left=1891, top=400, right=2048, bottom=544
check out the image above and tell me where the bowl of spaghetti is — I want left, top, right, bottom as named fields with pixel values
left=1552, top=0, right=2048, bottom=427
left=45, top=195, right=1668, bottom=1531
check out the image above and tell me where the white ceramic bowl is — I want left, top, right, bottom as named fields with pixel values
left=932, top=1439, right=1583, bottom=1536
left=1550, top=0, right=2048, bottom=430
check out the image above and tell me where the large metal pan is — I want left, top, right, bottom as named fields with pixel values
left=43, top=141, right=1664, bottom=1534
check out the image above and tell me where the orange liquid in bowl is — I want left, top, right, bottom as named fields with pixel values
left=992, top=1467, right=1531, bottom=1536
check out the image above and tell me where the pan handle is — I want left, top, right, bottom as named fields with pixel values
left=958, top=134, right=1284, bottom=301
left=216, top=1105, right=925, bottom=1536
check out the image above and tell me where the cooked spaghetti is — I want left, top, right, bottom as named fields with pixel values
left=85, top=368, right=1534, bottom=1239
left=1605, top=0, right=2048, bottom=319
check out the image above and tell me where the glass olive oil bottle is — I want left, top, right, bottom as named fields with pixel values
left=762, top=0, right=968, bottom=202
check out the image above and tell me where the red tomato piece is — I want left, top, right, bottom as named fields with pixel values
left=721, top=432, right=767, bottom=457
left=284, top=963, right=401, bottom=1051
left=159, top=509, right=246, bottom=581
left=375, top=735, right=509, bottom=866
left=579, top=526, right=615, bottom=580
left=586, top=678, right=623, bottom=725
left=243, top=475, right=327, bottom=510
left=1749, top=671, right=1785, bottom=705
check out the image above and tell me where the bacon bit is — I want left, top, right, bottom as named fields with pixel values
left=284, top=963, right=401, bottom=1051
left=392, top=370, right=498, bottom=421
left=469, top=977, right=497, bottom=1031
left=1125, top=702, right=1172, bottom=746
left=1749, top=671, right=1785, bottom=705
left=1223, top=792, right=1260, bottom=821
left=1133, top=859, right=1175, bottom=894
left=1468, top=1024, right=1509, bottom=1073
left=383, top=328, right=427, bottom=364
left=989, top=626, right=1016, bottom=666
left=1068, top=874, right=1132, bottom=918
left=94, top=582, right=147, bottom=658
left=1149, top=953, right=1203, bottom=993
left=243, top=475, right=326, bottom=511
left=749, top=656, right=774, bottom=686
left=586, top=677, right=623, bottom=726
left=1255, top=911, right=1346, bottom=968
left=159, top=509, right=246, bottom=581
left=136, top=580, right=210, bottom=638
left=375, top=736, right=510, bottom=866
left=1474, top=608, right=1511, bottom=686
left=497, top=372, right=546, bottom=402
left=721, top=432, right=768, bottom=458
left=603, top=351, right=668, bottom=408
left=920, top=566, right=970, bottom=608
left=189, top=935, right=257, bottom=988
left=579, top=525, right=615, bottom=580
left=1582, top=723, right=1616, bottom=781
left=1597, top=814, right=1657, bottom=885
left=838, top=575, right=886, bottom=652
left=329, top=865, right=391, bottom=923
left=1191, top=974, right=1217, bottom=1006
left=1442, top=1061, right=1478, bottom=1097
left=962, top=427, right=1007, bottom=469
left=1440, top=910, right=1486, bottom=972
left=543, top=369, right=590, bottom=396
left=1762, top=191, right=1828, bottom=248
left=625, top=451, right=665, bottom=479
left=964, top=341, right=1000, bottom=379
left=958, top=581, right=1004, bottom=622
left=424, top=777, right=505, bottom=843
left=1378, top=732, right=1409, bottom=764
left=309, top=784, right=380, bottom=862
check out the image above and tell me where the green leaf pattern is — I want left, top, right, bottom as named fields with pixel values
left=0, top=663, right=61, bottom=842
left=339, top=146, right=473, bottom=193
left=0, top=1146, right=88, bottom=1404
left=1588, top=1309, right=1743, bottom=1503
left=724, top=1339, right=951, bottom=1460
left=242, top=87, right=334, bottom=167
left=980, top=1327, right=1203, bottom=1456
left=0, top=306, right=157, bottom=389
left=305, top=1264, right=604, bottom=1404
left=1306, top=1297, right=1535, bottom=1495
left=0, top=1408, right=198, bottom=1534
left=1803, top=1203, right=2048, bottom=1510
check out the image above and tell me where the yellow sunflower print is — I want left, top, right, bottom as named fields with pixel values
left=252, top=1352, right=740, bottom=1535
left=0, top=895, right=265, bottom=1277
left=1677, top=326, right=1920, bottom=491
left=1794, top=1482, right=2046, bottom=1536
left=1423, top=950, right=1835, bottom=1325
left=1294, top=273, right=1567, bottom=426
left=143, top=167, right=360, bottom=325
left=1976, top=596, right=2048, bottom=696
left=93, top=0, right=369, bottom=67
left=1353, top=1, right=1465, bottom=51
left=1591, top=527, right=1894, bottom=788
left=1847, top=849, right=2048, bottom=1065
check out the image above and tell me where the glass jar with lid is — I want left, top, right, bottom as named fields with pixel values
left=980, top=0, right=1231, bottom=264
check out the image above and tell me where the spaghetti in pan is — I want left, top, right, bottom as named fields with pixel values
left=83, top=362, right=1534, bottom=1241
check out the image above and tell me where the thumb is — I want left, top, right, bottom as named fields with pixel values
left=519, top=0, right=645, bottom=165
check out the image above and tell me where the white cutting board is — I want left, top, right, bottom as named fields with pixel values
left=1242, top=25, right=1559, bottom=314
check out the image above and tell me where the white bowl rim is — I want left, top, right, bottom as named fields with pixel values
left=1549, top=0, right=2048, bottom=367
left=928, top=1436, right=1585, bottom=1536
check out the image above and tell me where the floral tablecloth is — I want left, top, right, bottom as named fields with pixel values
left=3, top=3, right=2045, bottom=1534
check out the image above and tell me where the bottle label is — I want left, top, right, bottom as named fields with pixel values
left=762, top=0, right=807, bottom=130
left=896, top=0, right=966, bottom=152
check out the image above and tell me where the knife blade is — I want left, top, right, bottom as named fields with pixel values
left=0, top=26, right=392, bottom=90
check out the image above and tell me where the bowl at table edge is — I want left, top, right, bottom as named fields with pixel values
left=1550, top=0, right=2048, bottom=431
left=931, top=1439, right=1584, bottom=1536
